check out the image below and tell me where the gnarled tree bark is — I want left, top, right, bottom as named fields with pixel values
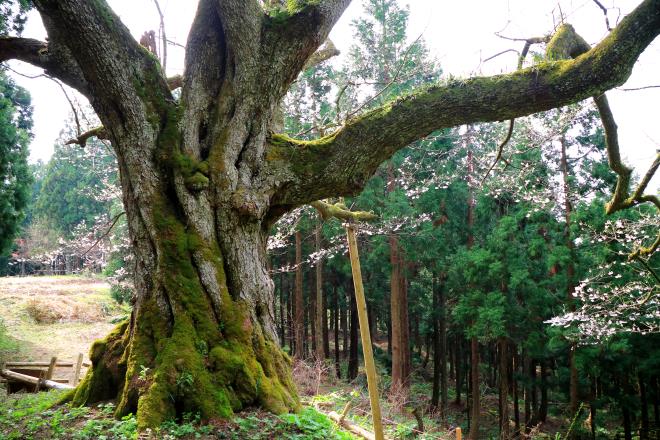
left=1, top=0, right=658, bottom=430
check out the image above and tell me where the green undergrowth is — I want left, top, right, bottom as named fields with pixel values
left=0, top=389, right=356, bottom=440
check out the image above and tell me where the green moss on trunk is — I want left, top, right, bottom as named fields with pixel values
left=70, top=199, right=299, bottom=430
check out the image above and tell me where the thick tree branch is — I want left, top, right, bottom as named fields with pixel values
left=545, top=22, right=660, bottom=259
left=0, top=37, right=88, bottom=94
left=267, top=0, right=660, bottom=210
left=33, top=0, right=173, bottom=125
left=262, top=0, right=351, bottom=97
left=310, top=200, right=377, bottom=222
left=66, top=126, right=108, bottom=147
left=216, top=0, right=263, bottom=50
left=303, top=40, right=340, bottom=70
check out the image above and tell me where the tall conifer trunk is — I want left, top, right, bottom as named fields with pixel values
left=560, top=136, right=579, bottom=415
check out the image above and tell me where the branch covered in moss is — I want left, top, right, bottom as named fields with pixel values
left=310, top=200, right=377, bottom=222
left=546, top=23, right=660, bottom=259
left=268, top=0, right=660, bottom=211
left=263, top=0, right=351, bottom=97
left=66, top=126, right=109, bottom=147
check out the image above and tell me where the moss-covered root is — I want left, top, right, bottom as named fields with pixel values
left=71, top=320, right=129, bottom=407
left=83, top=312, right=299, bottom=429
left=131, top=320, right=299, bottom=429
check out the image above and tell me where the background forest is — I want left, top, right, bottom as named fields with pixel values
left=0, top=0, right=658, bottom=439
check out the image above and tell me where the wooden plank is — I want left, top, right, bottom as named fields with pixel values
left=1, top=369, right=74, bottom=390
left=72, top=353, right=83, bottom=386
left=46, top=357, right=57, bottom=380
left=42, top=379, right=73, bottom=390
left=327, top=410, right=377, bottom=440
left=2, top=368, right=39, bottom=385
left=5, top=361, right=75, bottom=368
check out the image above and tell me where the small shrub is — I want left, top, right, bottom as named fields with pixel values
left=278, top=407, right=357, bottom=440
left=24, top=299, right=64, bottom=323
left=110, top=284, right=133, bottom=305
left=24, top=297, right=110, bottom=323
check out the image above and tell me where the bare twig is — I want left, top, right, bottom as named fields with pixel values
left=7, top=67, right=82, bottom=135
left=153, top=0, right=167, bottom=72
left=480, top=119, right=515, bottom=184
left=81, top=212, right=126, bottom=258
left=344, top=29, right=427, bottom=121
left=618, top=84, right=660, bottom=92
left=591, top=0, right=612, bottom=31
left=482, top=48, right=520, bottom=64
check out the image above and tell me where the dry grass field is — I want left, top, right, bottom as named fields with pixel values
left=0, top=275, right=128, bottom=369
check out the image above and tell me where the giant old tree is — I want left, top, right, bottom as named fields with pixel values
left=0, top=0, right=659, bottom=429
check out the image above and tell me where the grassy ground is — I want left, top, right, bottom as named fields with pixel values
left=0, top=389, right=358, bottom=440
left=0, top=276, right=358, bottom=439
left=0, top=275, right=128, bottom=372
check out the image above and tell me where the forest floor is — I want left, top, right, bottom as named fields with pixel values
left=0, top=276, right=358, bottom=439
left=0, top=275, right=592, bottom=439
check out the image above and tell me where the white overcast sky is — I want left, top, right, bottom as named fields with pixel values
left=8, top=0, right=660, bottom=189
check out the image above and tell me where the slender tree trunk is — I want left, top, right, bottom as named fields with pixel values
left=295, top=231, right=304, bottom=358
left=334, top=284, right=341, bottom=379
left=640, top=373, right=649, bottom=440
left=623, top=402, right=633, bottom=440
left=499, top=337, right=510, bottom=439
left=314, top=224, right=325, bottom=361
left=401, top=265, right=410, bottom=386
left=309, top=271, right=316, bottom=355
left=390, top=230, right=404, bottom=393
left=539, top=359, right=548, bottom=423
left=561, top=136, right=580, bottom=415
left=590, top=375, right=597, bottom=440
left=342, top=296, right=349, bottom=360
left=323, top=284, right=329, bottom=359
left=455, top=336, right=463, bottom=406
left=530, top=359, right=538, bottom=425
left=654, top=377, right=659, bottom=428
left=432, top=276, right=440, bottom=409
left=470, top=336, right=480, bottom=439
left=513, top=349, right=520, bottom=437
left=524, top=353, right=531, bottom=430
left=279, top=260, right=285, bottom=347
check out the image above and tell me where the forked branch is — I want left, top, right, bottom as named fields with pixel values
left=268, top=0, right=660, bottom=211
left=546, top=23, right=660, bottom=259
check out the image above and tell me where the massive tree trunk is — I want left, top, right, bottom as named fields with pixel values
left=2, top=0, right=658, bottom=431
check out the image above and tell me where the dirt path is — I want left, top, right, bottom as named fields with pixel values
left=0, top=276, right=127, bottom=378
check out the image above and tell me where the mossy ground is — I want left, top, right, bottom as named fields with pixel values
left=0, top=389, right=356, bottom=440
